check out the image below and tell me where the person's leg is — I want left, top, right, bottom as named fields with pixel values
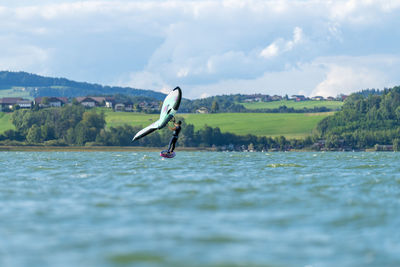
left=170, top=137, right=177, bottom=152
left=167, top=137, right=174, bottom=152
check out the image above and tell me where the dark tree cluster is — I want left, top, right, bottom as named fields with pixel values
left=316, top=86, right=400, bottom=150
left=93, top=119, right=313, bottom=151
left=4, top=104, right=105, bottom=146
left=0, top=106, right=314, bottom=151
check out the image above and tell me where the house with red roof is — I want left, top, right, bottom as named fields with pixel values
left=0, top=97, right=32, bottom=111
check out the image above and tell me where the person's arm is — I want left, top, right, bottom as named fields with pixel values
left=168, top=123, right=176, bottom=131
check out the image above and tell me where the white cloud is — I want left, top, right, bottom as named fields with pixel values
left=182, top=55, right=400, bottom=99
left=311, top=55, right=400, bottom=97
left=200, top=92, right=210, bottom=99
left=0, top=35, right=50, bottom=73
left=1, top=0, right=400, bottom=98
left=184, top=63, right=326, bottom=98
left=312, top=66, right=385, bottom=97
left=260, top=26, right=304, bottom=59
left=260, top=43, right=279, bottom=59
left=123, top=71, right=171, bottom=93
left=287, top=27, right=303, bottom=48
left=176, top=67, right=189, bottom=78
left=328, top=0, right=400, bottom=26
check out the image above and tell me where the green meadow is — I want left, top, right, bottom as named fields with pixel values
left=180, top=113, right=331, bottom=138
left=0, top=109, right=333, bottom=138
left=0, top=88, right=32, bottom=99
left=241, top=100, right=343, bottom=110
left=104, top=110, right=333, bottom=138
left=0, top=113, right=15, bottom=133
left=105, top=110, right=159, bottom=129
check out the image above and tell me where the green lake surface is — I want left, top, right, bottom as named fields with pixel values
left=1, top=151, right=400, bottom=267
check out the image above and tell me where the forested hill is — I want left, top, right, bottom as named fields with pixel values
left=0, top=71, right=166, bottom=100
left=316, top=86, right=400, bottom=149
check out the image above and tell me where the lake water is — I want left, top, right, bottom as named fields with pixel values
left=1, top=151, right=400, bottom=267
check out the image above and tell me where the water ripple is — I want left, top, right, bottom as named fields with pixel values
left=1, top=151, right=400, bottom=267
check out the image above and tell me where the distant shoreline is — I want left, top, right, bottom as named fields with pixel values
left=0, top=146, right=214, bottom=152
left=0, top=145, right=392, bottom=152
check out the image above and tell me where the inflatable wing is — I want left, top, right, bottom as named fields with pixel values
left=132, top=86, right=182, bottom=141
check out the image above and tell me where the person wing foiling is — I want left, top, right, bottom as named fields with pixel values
left=132, top=87, right=182, bottom=141
left=167, top=118, right=182, bottom=154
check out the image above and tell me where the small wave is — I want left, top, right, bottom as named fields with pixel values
left=108, top=252, right=164, bottom=264
left=140, top=155, right=151, bottom=160
left=346, top=164, right=385, bottom=169
left=173, top=177, right=217, bottom=185
left=33, top=166, right=55, bottom=171
left=196, top=235, right=243, bottom=244
left=115, top=172, right=134, bottom=176
left=125, top=183, right=147, bottom=188
left=198, top=203, right=218, bottom=210
left=94, top=202, right=110, bottom=208
left=266, top=163, right=303, bottom=168
left=233, top=187, right=257, bottom=193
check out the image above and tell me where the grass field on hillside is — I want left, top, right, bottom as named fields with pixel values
left=105, top=110, right=332, bottom=138
left=241, top=100, right=343, bottom=110
left=0, top=113, right=15, bottom=133
left=180, top=113, right=331, bottom=138
left=0, top=110, right=333, bottom=138
left=105, top=111, right=159, bottom=129
left=0, top=88, right=32, bottom=99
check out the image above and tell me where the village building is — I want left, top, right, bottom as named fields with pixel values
left=16, top=99, right=32, bottom=109
left=75, top=96, right=114, bottom=108
left=244, top=97, right=262, bottom=102
left=271, top=95, right=282, bottom=101
left=196, top=107, right=209, bottom=114
left=311, top=96, right=324, bottom=101
left=111, top=100, right=133, bottom=112
left=0, top=97, right=32, bottom=111
left=124, top=102, right=133, bottom=112
left=137, top=101, right=159, bottom=111
left=34, top=97, right=68, bottom=107
left=291, top=95, right=307, bottom=102
left=75, top=97, right=99, bottom=107
left=114, top=103, right=125, bottom=112
left=262, top=95, right=272, bottom=102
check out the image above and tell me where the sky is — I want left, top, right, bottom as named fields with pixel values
left=1, top=0, right=400, bottom=99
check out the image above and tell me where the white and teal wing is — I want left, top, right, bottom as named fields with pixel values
left=132, top=87, right=182, bottom=141
left=132, top=120, right=160, bottom=141
left=158, top=86, right=182, bottom=128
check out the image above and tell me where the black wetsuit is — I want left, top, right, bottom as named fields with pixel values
left=167, top=125, right=181, bottom=153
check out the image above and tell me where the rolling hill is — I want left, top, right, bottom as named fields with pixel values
left=0, top=71, right=166, bottom=100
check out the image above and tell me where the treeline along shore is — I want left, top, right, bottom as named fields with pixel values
left=0, top=146, right=213, bottom=152
left=1, top=85, right=400, bottom=151
left=316, top=86, right=400, bottom=151
left=0, top=103, right=315, bottom=151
